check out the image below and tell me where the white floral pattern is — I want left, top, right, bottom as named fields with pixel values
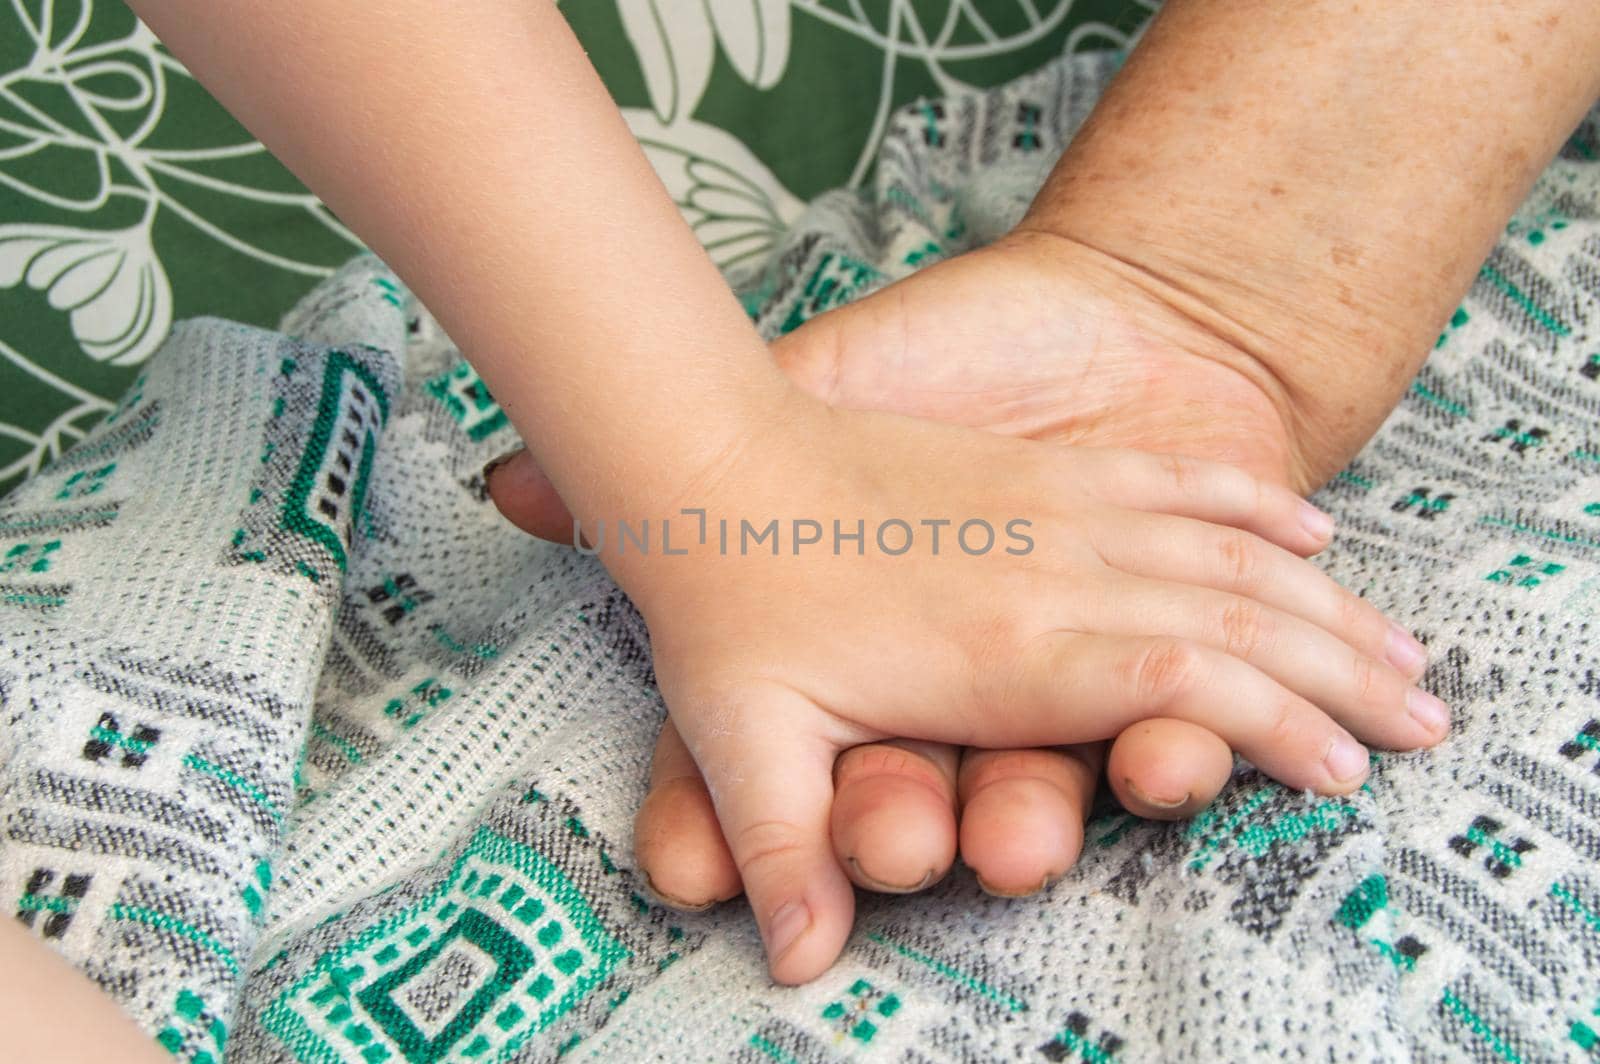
left=0, top=222, right=169, bottom=365
left=1, top=0, right=1155, bottom=494
left=1, top=0, right=357, bottom=487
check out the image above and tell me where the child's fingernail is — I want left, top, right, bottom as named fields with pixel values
left=1299, top=502, right=1335, bottom=542
left=482, top=446, right=525, bottom=483
left=1406, top=688, right=1450, bottom=734
left=1324, top=735, right=1369, bottom=783
left=1385, top=624, right=1429, bottom=677
left=765, top=900, right=811, bottom=962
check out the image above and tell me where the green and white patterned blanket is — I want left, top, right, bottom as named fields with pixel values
left=4, top=48, right=1600, bottom=1064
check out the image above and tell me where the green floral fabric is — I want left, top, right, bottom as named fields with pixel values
left=0, top=0, right=1152, bottom=495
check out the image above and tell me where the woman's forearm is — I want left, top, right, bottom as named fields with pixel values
left=125, top=1, right=787, bottom=523
left=1020, top=0, right=1600, bottom=484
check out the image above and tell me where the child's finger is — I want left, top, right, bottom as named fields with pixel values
left=1105, top=719, right=1235, bottom=820
left=1073, top=448, right=1333, bottom=556
left=482, top=445, right=575, bottom=543
left=830, top=740, right=959, bottom=893
left=1091, top=516, right=1429, bottom=681
left=955, top=744, right=1101, bottom=895
left=1103, top=577, right=1448, bottom=752
left=680, top=685, right=856, bottom=985
left=634, top=718, right=741, bottom=910
left=1003, top=631, right=1370, bottom=794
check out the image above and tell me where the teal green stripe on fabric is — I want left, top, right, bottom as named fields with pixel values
left=1478, top=515, right=1600, bottom=552
left=90, top=725, right=154, bottom=754
left=1552, top=883, right=1600, bottom=935
left=108, top=904, right=240, bottom=975
left=1440, top=989, right=1521, bottom=1064
left=17, top=893, right=78, bottom=914
left=183, top=753, right=282, bottom=822
left=1478, top=263, right=1570, bottom=337
left=867, top=932, right=1028, bottom=1013
left=0, top=510, right=118, bottom=532
left=311, top=722, right=363, bottom=765
left=2, top=592, right=65, bottom=608
left=1410, top=381, right=1471, bottom=418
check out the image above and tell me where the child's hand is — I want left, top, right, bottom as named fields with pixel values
left=488, top=230, right=1442, bottom=917
left=600, top=391, right=1436, bottom=983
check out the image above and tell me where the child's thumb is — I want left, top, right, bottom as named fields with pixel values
left=682, top=685, right=856, bottom=985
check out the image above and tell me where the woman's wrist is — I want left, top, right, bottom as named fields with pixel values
left=1013, top=0, right=1600, bottom=488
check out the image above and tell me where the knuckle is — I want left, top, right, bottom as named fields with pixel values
left=836, top=743, right=954, bottom=795
left=1250, top=475, right=1269, bottom=520
left=971, top=618, right=1036, bottom=717
left=1219, top=599, right=1272, bottom=660
left=962, top=748, right=1058, bottom=793
left=1264, top=697, right=1305, bottom=754
left=1333, top=589, right=1373, bottom=642
left=982, top=749, right=1048, bottom=777
left=1129, top=639, right=1204, bottom=705
left=839, top=744, right=918, bottom=779
left=1350, top=653, right=1383, bottom=706
left=1217, top=533, right=1264, bottom=593
left=1161, top=453, right=1197, bottom=496
left=730, top=819, right=811, bottom=877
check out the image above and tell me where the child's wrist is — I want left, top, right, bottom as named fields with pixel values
left=564, top=377, right=828, bottom=599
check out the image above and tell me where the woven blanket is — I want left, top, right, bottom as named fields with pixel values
left=3, top=51, right=1600, bottom=1063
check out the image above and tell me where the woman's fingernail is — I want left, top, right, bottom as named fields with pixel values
left=640, top=872, right=715, bottom=913
left=1122, top=778, right=1190, bottom=812
left=1324, top=735, right=1369, bottom=783
left=1406, top=688, right=1450, bottom=734
left=1385, top=624, right=1429, bottom=678
left=482, top=446, right=524, bottom=483
left=977, top=872, right=1059, bottom=898
left=765, top=900, right=811, bottom=962
left=846, top=857, right=937, bottom=894
left=1299, top=502, right=1335, bottom=543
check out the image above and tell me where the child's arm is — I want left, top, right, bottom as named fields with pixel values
left=127, top=1, right=785, bottom=526
left=125, top=1, right=1435, bottom=983
left=0, top=913, right=172, bottom=1062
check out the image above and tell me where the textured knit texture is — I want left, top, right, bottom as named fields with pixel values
left=3, top=51, right=1600, bottom=1063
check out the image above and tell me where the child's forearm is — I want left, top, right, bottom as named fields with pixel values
left=1019, top=0, right=1600, bottom=486
left=126, top=1, right=788, bottom=526
left=0, top=915, right=172, bottom=1061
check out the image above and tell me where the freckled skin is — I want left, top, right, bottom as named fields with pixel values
left=1022, top=0, right=1600, bottom=489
